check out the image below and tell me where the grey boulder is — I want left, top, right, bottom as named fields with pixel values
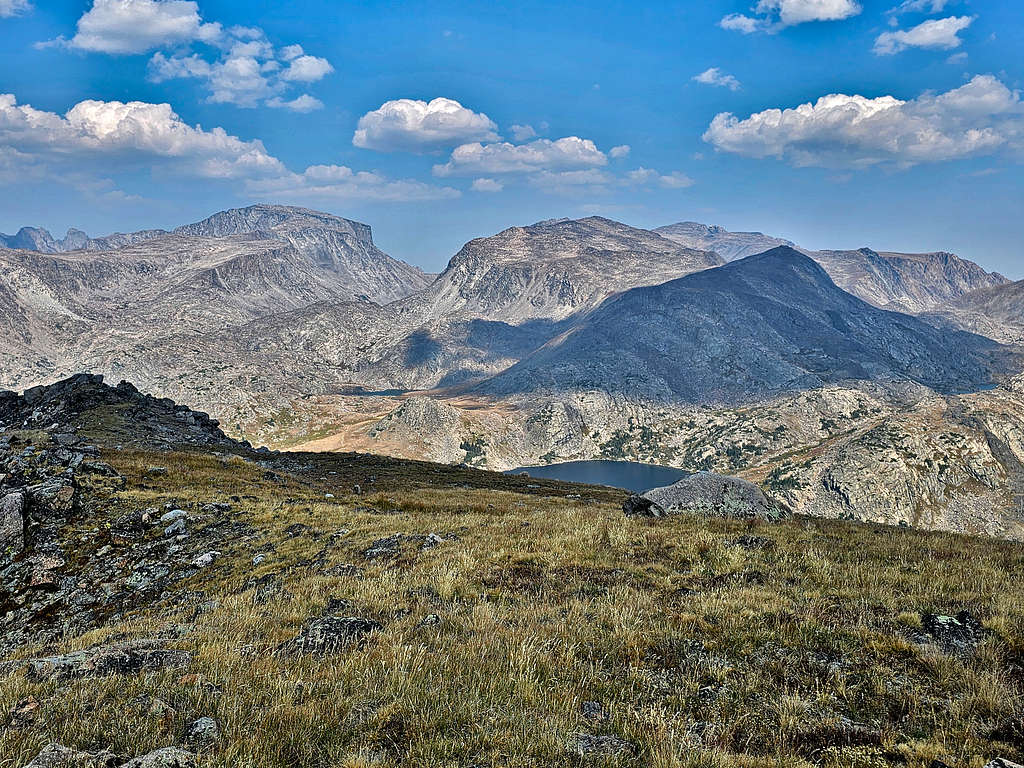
left=24, top=744, right=119, bottom=768
left=626, top=472, right=787, bottom=521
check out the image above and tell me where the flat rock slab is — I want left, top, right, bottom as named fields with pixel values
left=11, top=640, right=192, bottom=682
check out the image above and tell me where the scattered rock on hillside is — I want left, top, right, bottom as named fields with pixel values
left=184, top=716, right=221, bottom=748
left=24, top=744, right=119, bottom=767
left=629, top=472, right=787, bottom=521
left=919, top=611, right=987, bottom=653
left=280, top=616, right=383, bottom=654
left=571, top=733, right=637, bottom=758
left=119, top=747, right=196, bottom=768
left=16, top=640, right=192, bottom=682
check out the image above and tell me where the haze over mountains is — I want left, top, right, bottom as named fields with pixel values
left=3, top=203, right=1024, bottom=537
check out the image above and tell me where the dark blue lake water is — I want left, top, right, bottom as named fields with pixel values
left=506, top=460, right=689, bottom=493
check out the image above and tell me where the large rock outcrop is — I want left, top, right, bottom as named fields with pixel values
left=626, top=472, right=788, bottom=521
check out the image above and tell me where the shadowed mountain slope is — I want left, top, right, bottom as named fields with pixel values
left=479, top=247, right=1005, bottom=404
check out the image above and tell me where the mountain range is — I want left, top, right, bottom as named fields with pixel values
left=2, top=204, right=1023, bottom=537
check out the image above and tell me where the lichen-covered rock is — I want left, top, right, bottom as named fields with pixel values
left=119, top=747, right=196, bottom=768
left=280, top=616, right=382, bottom=654
left=184, top=716, right=221, bottom=748
left=637, top=472, right=787, bottom=521
left=24, top=744, right=119, bottom=768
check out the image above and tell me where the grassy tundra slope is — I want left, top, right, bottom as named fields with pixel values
left=1, top=377, right=1023, bottom=768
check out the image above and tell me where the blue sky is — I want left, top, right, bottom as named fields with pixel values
left=0, top=0, right=1021, bottom=276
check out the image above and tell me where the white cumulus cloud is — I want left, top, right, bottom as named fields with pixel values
left=0, top=93, right=285, bottom=179
left=719, top=14, right=762, bottom=33
left=267, top=94, right=323, bottom=113
left=48, top=1, right=332, bottom=110
left=609, top=144, right=631, bottom=158
left=721, top=0, right=861, bottom=33
left=703, top=74, right=1024, bottom=169
left=66, top=0, right=218, bottom=54
left=353, top=98, right=499, bottom=153
left=874, top=15, right=974, bottom=55
left=0, top=92, right=460, bottom=202
left=0, top=0, right=31, bottom=18
left=693, top=67, right=742, bottom=91
left=433, top=137, right=607, bottom=176
left=470, top=178, right=503, bottom=192
left=279, top=55, right=333, bottom=83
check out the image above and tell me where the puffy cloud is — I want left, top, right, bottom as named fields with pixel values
left=760, top=0, right=861, bottom=24
left=703, top=75, right=1024, bottom=169
left=693, top=67, right=742, bottom=91
left=52, top=2, right=332, bottom=110
left=149, top=31, right=333, bottom=108
left=433, top=137, right=607, bottom=176
left=280, top=54, right=333, bottom=83
left=510, top=124, right=537, bottom=141
left=0, top=0, right=31, bottom=18
left=267, top=94, right=323, bottom=113
left=249, top=165, right=461, bottom=202
left=719, top=13, right=761, bottom=33
left=470, top=177, right=503, bottom=192
left=874, top=15, right=973, bottom=55
left=0, top=93, right=285, bottom=179
left=608, top=144, right=631, bottom=158
left=67, top=0, right=218, bottom=54
left=720, top=0, right=860, bottom=32
left=353, top=98, right=499, bottom=153
left=0, top=92, right=459, bottom=203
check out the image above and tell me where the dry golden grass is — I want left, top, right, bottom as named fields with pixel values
left=1, top=445, right=1022, bottom=767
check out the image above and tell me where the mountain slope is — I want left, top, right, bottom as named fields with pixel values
left=0, top=206, right=433, bottom=392
left=813, top=248, right=1008, bottom=314
left=479, top=247, right=1003, bottom=404
left=656, top=221, right=1008, bottom=314
left=929, top=280, right=1024, bottom=344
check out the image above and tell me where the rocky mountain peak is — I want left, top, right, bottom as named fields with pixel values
left=174, top=204, right=375, bottom=244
